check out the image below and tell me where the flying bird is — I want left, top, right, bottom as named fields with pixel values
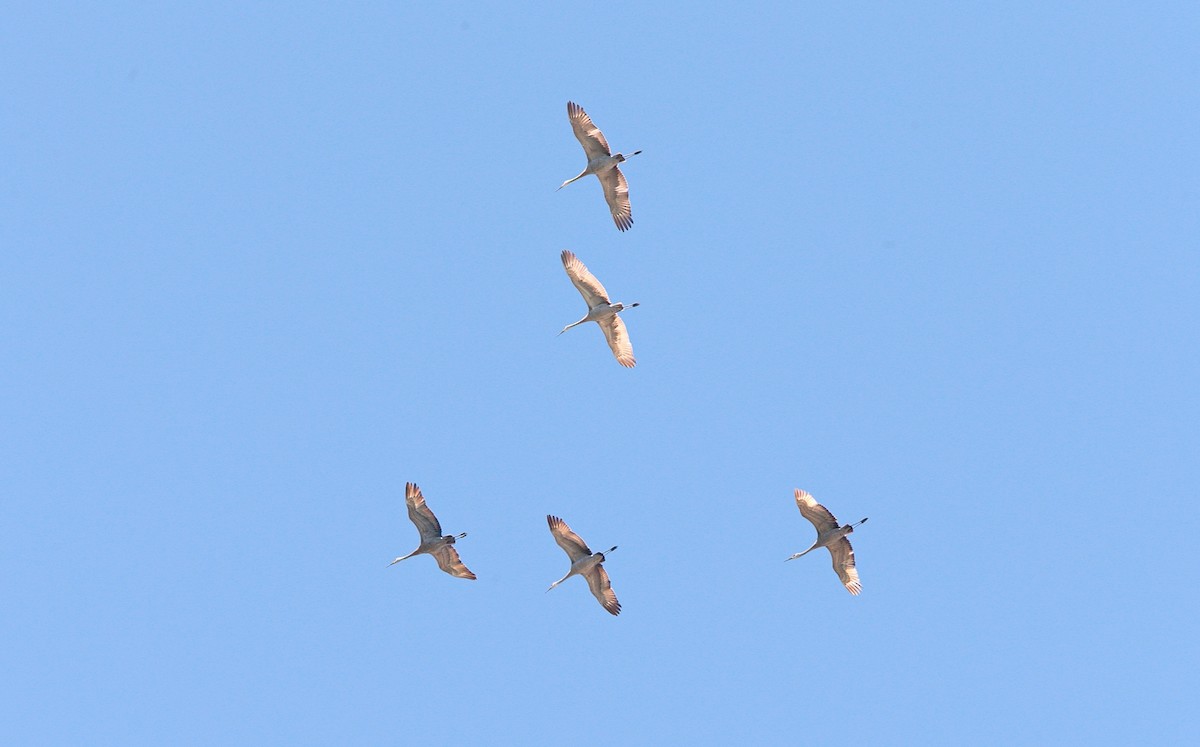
left=546, top=515, right=621, bottom=616
left=787, top=489, right=867, bottom=595
left=558, top=101, right=641, bottom=232
left=388, top=482, right=476, bottom=580
left=558, top=250, right=639, bottom=368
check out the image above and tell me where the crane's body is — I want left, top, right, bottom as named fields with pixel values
left=558, top=250, right=638, bottom=367
left=558, top=101, right=641, bottom=232
left=787, top=489, right=867, bottom=595
left=389, top=482, right=476, bottom=580
left=546, top=515, right=621, bottom=616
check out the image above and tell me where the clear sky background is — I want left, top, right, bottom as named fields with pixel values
left=3, top=2, right=1197, bottom=744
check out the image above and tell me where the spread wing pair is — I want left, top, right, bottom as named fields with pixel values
left=389, top=483, right=476, bottom=580
left=547, top=515, right=621, bottom=616
left=791, top=489, right=866, bottom=595
left=561, top=101, right=640, bottom=232
left=559, top=250, right=637, bottom=367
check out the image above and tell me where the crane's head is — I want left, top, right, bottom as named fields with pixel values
left=615, top=150, right=642, bottom=162
left=597, top=545, right=618, bottom=560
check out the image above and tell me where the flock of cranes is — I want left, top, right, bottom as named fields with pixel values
left=391, top=482, right=868, bottom=614
left=392, top=102, right=870, bottom=614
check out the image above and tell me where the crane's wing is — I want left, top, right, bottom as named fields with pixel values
left=561, top=250, right=611, bottom=307
left=828, top=537, right=862, bottom=595
left=598, top=166, right=633, bottom=232
left=584, top=564, right=621, bottom=616
left=547, top=515, right=592, bottom=562
left=794, top=489, right=841, bottom=534
left=599, top=314, right=636, bottom=368
left=567, top=101, right=612, bottom=161
left=406, top=482, right=443, bottom=541
left=431, top=544, right=477, bottom=580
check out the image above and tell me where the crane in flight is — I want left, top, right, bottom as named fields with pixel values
left=558, top=101, right=641, bottom=232
left=388, top=482, right=477, bottom=580
left=558, top=250, right=638, bottom=368
left=787, top=489, right=867, bottom=595
left=546, top=515, right=621, bottom=616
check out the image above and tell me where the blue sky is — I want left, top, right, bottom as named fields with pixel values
left=3, top=2, right=1197, bottom=744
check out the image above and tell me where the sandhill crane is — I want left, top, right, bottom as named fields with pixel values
left=558, top=250, right=639, bottom=368
left=787, top=489, right=867, bottom=595
left=558, top=101, right=641, bottom=232
left=388, top=482, right=476, bottom=580
left=546, top=515, right=621, bottom=616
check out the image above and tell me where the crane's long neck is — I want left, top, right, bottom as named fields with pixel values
left=388, top=550, right=418, bottom=567
left=558, top=316, right=589, bottom=335
left=786, top=543, right=819, bottom=561
left=558, top=168, right=589, bottom=190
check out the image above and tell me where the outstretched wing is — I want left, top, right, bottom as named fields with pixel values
left=599, top=314, right=636, bottom=368
left=828, top=537, right=862, bottom=595
left=406, top=482, right=443, bottom=541
left=598, top=166, right=633, bottom=232
left=567, top=101, right=612, bottom=161
left=431, top=544, right=477, bottom=580
left=584, top=564, right=621, bottom=616
left=561, top=250, right=611, bottom=307
left=547, top=515, right=592, bottom=562
left=794, top=488, right=840, bottom=534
